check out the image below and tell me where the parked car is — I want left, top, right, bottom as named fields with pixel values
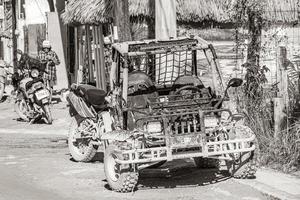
left=67, top=37, right=258, bottom=192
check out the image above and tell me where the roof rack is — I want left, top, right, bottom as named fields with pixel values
left=128, top=38, right=198, bottom=52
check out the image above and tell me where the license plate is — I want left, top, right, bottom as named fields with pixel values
left=171, top=134, right=202, bottom=147
left=204, top=117, right=219, bottom=128
left=35, top=89, right=49, bottom=100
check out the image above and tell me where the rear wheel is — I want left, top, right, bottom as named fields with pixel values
left=68, top=118, right=98, bottom=162
left=14, top=98, right=29, bottom=121
left=225, top=125, right=259, bottom=179
left=193, top=157, right=219, bottom=169
left=104, top=142, right=138, bottom=192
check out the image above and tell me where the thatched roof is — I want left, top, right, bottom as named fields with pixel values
left=61, top=0, right=300, bottom=25
left=264, top=0, right=300, bottom=23
left=61, top=0, right=114, bottom=25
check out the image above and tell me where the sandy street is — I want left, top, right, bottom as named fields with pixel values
left=0, top=101, right=270, bottom=200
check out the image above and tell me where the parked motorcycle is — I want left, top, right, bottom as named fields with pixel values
left=12, top=51, right=53, bottom=124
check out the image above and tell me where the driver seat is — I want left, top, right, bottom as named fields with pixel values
left=128, top=71, right=158, bottom=108
left=77, top=84, right=106, bottom=106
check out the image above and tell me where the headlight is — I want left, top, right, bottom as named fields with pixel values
left=204, top=117, right=219, bottom=128
left=146, top=122, right=162, bottom=133
left=31, top=69, right=39, bottom=78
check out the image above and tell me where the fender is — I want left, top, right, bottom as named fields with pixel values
left=100, top=111, right=135, bottom=142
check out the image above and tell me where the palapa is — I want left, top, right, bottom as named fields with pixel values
left=61, top=0, right=300, bottom=25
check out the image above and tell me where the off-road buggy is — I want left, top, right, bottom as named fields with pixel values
left=67, top=37, right=258, bottom=192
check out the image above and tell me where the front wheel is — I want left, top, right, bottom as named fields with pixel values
left=68, top=118, right=98, bottom=162
left=14, top=98, right=29, bottom=121
left=43, top=104, right=53, bottom=124
left=104, top=142, right=139, bottom=192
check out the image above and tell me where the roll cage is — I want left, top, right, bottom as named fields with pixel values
left=110, top=36, right=226, bottom=102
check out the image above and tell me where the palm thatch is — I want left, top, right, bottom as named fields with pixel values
left=61, top=0, right=114, bottom=25
left=129, top=0, right=155, bottom=18
left=176, top=0, right=231, bottom=23
left=61, top=0, right=300, bottom=25
left=264, top=0, right=300, bottom=23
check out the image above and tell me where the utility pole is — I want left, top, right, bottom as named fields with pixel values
left=11, top=0, right=17, bottom=72
left=155, top=0, right=176, bottom=40
left=113, top=0, right=131, bottom=42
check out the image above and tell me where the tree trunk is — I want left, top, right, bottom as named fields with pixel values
left=113, top=0, right=132, bottom=42
left=146, top=0, right=155, bottom=39
left=47, top=0, right=55, bottom=12
left=247, top=10, right=262, bottom=66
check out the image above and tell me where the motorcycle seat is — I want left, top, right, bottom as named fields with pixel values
left=77, top=84, right=106, bottom=106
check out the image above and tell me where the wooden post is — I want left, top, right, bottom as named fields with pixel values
left=85, top=25, right=94, bottom=83
left=92, top=26, right=100, bottom=87
left=77, top=26, right=84, bottom=84
left=274, top=46, right=288, bottom=137
left=155, top=0, right=176, bottom=40
left=11, top=0, right=17, bottom=72
left=74, top=27, right=79, bottom=84
left=274, top=97, right=285, bottom=137
left=92, top=25, right=106, bottom=90
left=98, top=26, right=106, bottom=90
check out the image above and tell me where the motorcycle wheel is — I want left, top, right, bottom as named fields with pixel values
left=68, top=118, right=98, bottom=162
left=43, top=104, right=53, bottom=124
left=0, top=78, right=4, bottom=102
left=14, top=98, right=29, bottom=122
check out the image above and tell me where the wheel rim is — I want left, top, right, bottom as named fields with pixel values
left=107, top=153, right=120, bottom=182
left=71, top=133, right=90, bottom=155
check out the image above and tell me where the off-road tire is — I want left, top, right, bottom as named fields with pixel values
left=68, top=118, right=98, bottom=162
left=193, top=157, right=220, bottom=169
left=226, top=125, right=259, bottom=179
left=104, top=142, right=139, bottom=192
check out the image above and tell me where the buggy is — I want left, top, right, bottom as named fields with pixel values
left=67, top=36, right=258, bottom=192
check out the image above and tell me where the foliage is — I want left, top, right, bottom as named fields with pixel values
left=260, top=120, right=300, bottom=172
left=243, top=62, right=269, bottom=100
left=237, top=62, right=300, bottom=172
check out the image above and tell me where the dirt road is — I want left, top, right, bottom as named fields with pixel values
left=0, top=101, right=270, bottom=200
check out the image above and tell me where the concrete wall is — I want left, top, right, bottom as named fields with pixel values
left=47, top=12, right=68, bottom=90
left=24, top=0, right=49, bottom=25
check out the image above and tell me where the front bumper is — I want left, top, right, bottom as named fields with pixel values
left=115, top=134, right=255, bottom=164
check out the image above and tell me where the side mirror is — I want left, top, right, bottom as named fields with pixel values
left=227, top=78, right=243, bottom=88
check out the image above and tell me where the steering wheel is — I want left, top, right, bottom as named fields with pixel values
left=174, top=85, right=203, bottom=98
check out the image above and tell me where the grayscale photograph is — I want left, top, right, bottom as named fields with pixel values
left=0, top=0, right=299, bottom=199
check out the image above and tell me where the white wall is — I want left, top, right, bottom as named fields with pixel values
left=24, top=0, right=49, bottom=25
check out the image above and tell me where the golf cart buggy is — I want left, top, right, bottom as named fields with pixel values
left=67, top=37, right=258, bottom=192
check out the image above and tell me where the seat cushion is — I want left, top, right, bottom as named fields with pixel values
left=77, top=84, right=106, bottom=106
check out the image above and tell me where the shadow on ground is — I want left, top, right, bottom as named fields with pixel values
left=102, top=159, right=231, bottom=191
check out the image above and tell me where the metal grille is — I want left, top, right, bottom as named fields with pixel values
left=128, top=50, right=194, bottom=86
